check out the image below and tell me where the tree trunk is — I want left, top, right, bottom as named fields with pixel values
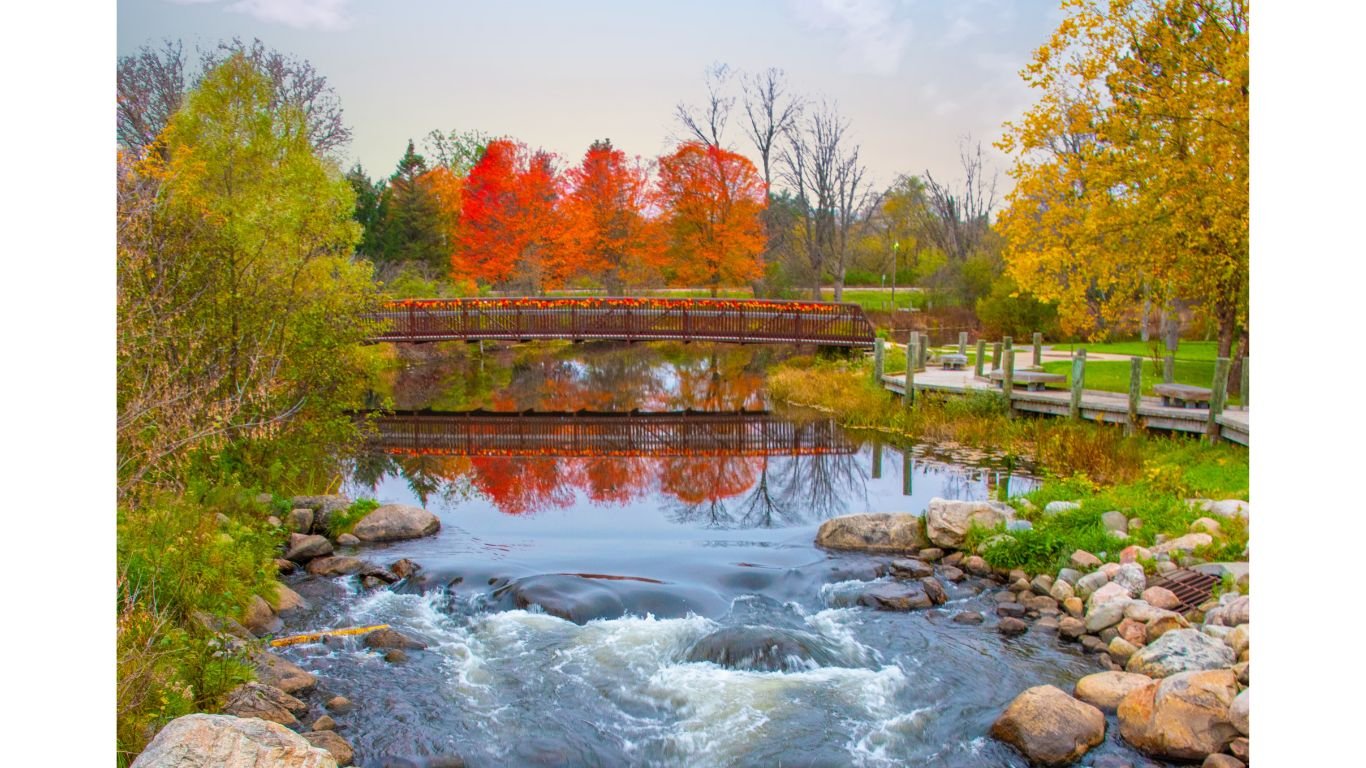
left=1228, top=328, right=1249, bottom=398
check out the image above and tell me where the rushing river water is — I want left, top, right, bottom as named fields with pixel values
left=278, top=342, right=1168, bottom=767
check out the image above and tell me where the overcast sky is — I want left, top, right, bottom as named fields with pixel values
left=117, top=0, right=1064, bottom=197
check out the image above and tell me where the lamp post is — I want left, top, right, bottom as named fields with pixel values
left=891, top=240, right=899, bottom=309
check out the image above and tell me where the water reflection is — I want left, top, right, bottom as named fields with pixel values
left=352, top=343, right=1033, bottom=527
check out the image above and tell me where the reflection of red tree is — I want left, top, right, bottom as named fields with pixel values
left=468, top=457, right=575, bottom=516
left=658, top=455, right=761, bottom=504
left=580, top=456, right=654, bottom=504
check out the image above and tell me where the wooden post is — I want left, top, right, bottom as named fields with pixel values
left=871, top=337, right=885, bottom=384
left=974, top=339, right=987, bottom=378
left=991, top=341, right=1003, bottom=371
left=1240, top=356, right=1249, bottom=409
left=1163, top=354, right=1174, bottom=384
left=1207, top=357, right=1230, bottom=443
left=958, top=331, right=968, bottom=356
left=1069, top=348, right=1087, bottom=420
left=918, top=332, right=929, bottom=370
left=1032, top=332, right=1043, bottom=368
left=1127, top=356, right=1142, bottom=434
left=1002, top=349, right=1015, bottom=413
left=903, top=338, right=916, bottom=406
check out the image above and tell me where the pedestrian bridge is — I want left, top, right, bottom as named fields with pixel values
left=364, top=297, right=876, bottom=347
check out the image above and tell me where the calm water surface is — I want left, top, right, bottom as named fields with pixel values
left=278, top=343, right=1165, bottom=767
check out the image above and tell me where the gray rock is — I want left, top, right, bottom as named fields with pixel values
left=814, top=513, right=929, bottom=554
left=129, top=714, right=337, bottom=768
left=1085, top=601, right=1130, bottom=633
left=352, top=504, right=441, bottom=543
left=1049, top=580, right=1075, bottom=604
left=1056, top=567, right=1082, bottom=586
left=335, top=533, right=360, bottom=546
left=998, top=617, right=1029, bottom=636
left=1112, top=564, right=1147, bottom=597
left=1101, top=511, right=1129, bottom=534
left=1229, top=688, right=1248, bottom=736
left=1201, top=499, right=1249, bottom=519
left=1126, top=629, right=1236, bottom=678
left=288, top=508, right=315, bottom=534
left=1151, top=533, right=1213, bottom=556
left=924, top=498, right=1015, bottom=549
left=363, top=628, right=427, bottom=650
left=1075, top=571, right=1110, bottom=600
left=952, top=611, right=984, bottom=624
left=242, top=594, right=282, bottom=637
left=305, top=556, right=370, bottom=578
left=250, top=650, right=317, bottom=696
left=997, top=602, right=1027, bottom=619
left=285, top=534, right=333, bottom=563
left=301, top=730, right=354, bottom=766
left=1043, top=500, right=1081, bottom=515
left=221, top=682, right=307, bottom=726
left=1006, top=520, right=1034, bottom=532
left=1030, top=574, right=1055, bottom=596
left=1058, top=617, right=1086, bottom=640
left=1070, top=550, right=1102, bottom=569
left=859, top=582, right=935, bottom=611
left=291, top=495, right=352, bottom=533
left=890, top=558, right=934, bottom=579
left=918, top=547, right=944, bottom=562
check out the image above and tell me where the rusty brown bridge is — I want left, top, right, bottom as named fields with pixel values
left=364, top=297, right=877, bottom=347
left=364, top=409, right=855, bottom=458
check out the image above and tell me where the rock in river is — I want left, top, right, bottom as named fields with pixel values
left=858, top=582, right=935, bottom=611
left=363, top=627, right=427, bottom=650
left=991, top=685, right=1106, bottom=766
left=351, top=504, right=441, bottom=543
left=1074, top=671, right=1154, bottom=713
left=814, top=513, right=929, bottom=554
left=130, top=714, right=337, bottom=768
left=685, top=625, right=842, bottom=672
left=221, top=682, right=307, bottom=727
left=502, top=573, right=726, bottom=624
left=924, top=498, right=1014, bottom=549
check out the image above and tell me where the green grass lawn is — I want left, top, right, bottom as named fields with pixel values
left=542, top=287, right=924, bottom=312
left=1040, top=358, right=1246, bottom=405
left=1050, top=339, right=1223, bottom=361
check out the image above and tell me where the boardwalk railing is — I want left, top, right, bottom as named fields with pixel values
left=363, top=409, right=855, bottom=458
left=364, top=297, right=876, bottom=347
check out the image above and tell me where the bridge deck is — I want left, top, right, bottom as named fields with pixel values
left=365, top=297, right=877, bottom=347
left=365, top=409, right=856, bottom=458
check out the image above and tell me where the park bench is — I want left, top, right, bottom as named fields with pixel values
left=987, top=369, right=1066, bottom=391
left=1153, top=383, right=1213, bottom=408
left=939, top=354, right=968, bottom=370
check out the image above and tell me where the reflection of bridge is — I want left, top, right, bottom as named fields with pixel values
left=364, top=409, right=856, bottom=458
left=364, top=298, right=876, bottom=348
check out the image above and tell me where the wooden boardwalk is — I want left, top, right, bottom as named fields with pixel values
left=881, top=364, right=1249, bottom=446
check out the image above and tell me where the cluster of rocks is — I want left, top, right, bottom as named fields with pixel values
left=814, top=497, right=1252, bottom=767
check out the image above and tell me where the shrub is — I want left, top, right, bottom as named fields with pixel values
left=326, top=497, right=380, bottom=537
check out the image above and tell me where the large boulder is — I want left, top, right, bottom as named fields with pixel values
left=814, top=513, right=929, bottom=554
left=1117, top=669, right=1240, bottom=761
left=1112, top=564, right=1147, bottom=597
left=1074, top=671, right=1154, bottom=713
left=1229, top=688, right=1249, bottom=736
left=924, top=498, right=1014, bottom=549
left=242, top=595, right=282, bottom=637
left=990, top=685, right=1106, bottom=766
left=130, top=714, right=337, bottom=768
left=351, top=504, right=441, bottom=543
left=250, top=650, right=317, bottom=696
left=305, top=556, right=369, bottom=578
left=221, top=682, right=307, bottom=727
left=1126, top=629, right=1236, bottom=678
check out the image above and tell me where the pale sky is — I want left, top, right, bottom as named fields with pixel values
left=119, top=0, right=1064, bottom=198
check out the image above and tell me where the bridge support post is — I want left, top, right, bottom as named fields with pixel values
left=1032, top=332, right=1043, bottom=368
left=1206, top=357, right=1230, bottom=444
left=991, top=341, right=1003, bottom=372
left=917, top=332, right=929, bottom=370
left=1127, top=356, right=1142, bottom=435
left=974, top=340, right=987, bottom=379
left=1002, top=349, right=1015, bottom=414
left=903, top=337, right=917, bottom=407
left=1069, top=348, right=1087, bottom=420
left=958, top=331, right=968, bottom=356
left=872, top=338, right=885, bottom=384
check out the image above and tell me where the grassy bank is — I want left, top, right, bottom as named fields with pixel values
left=768, top=354, right=1249, bottom=574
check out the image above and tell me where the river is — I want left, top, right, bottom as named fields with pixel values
left=277, top=342, right=1167, bottom=767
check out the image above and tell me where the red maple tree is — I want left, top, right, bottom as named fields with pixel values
left=654, top=142, right=767, bottom=296
left=458, top=138, right=566, bottom=293
left=560, top=139, right=661, bottom=294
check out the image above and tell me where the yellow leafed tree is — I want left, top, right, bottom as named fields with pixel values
left=997, top=0, right=1248, bottom=356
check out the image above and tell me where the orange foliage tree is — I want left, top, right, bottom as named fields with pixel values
left=560, top=139, right=661, bottom=294
left=458, top=138, right=567, bottom=293
left=654, top=142, right=767, bottom=296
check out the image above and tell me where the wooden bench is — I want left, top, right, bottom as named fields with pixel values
left=1154, top=383, right=1213, bottom=408
left=939, top=354, right=968, bottom=370
left=987, top=369, right=1066, bottom=391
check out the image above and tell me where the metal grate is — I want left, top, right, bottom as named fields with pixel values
left=1149, top=568, right=1220, bottom=614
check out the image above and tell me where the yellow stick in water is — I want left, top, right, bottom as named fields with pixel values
left=268, top=624, right=390, bottom=648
